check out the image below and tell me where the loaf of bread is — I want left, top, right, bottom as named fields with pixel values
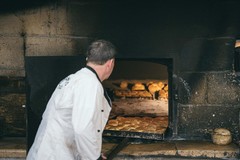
left=148, top=83, right=161, bottom=94
left=120, top=81, right=128, bottom=89
left=163, top=85, right=168, bottom=91
left=132, top=82, right=145, bottom=91
left=212, top=128, right=232, bottom=145
left=158, top=82, right=165, bottom=89
left=158, top=90, right=168, bottom=99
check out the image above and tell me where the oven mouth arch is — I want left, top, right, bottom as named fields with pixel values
left=103, top=58, right=174, bottom=140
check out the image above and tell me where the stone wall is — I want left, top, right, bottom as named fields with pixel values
left=0, top=0, right=93, bottom=136
left=175, top=38, right=240, bottom=143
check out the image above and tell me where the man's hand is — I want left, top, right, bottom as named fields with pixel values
left=97, top=153, right=107, bottom=160
left=101, top=153, right=107, bottom=159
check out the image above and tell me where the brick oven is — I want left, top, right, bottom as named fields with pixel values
left=25, top=37, right=240, bottom=151
left=0, top=0, right=239, bottom=158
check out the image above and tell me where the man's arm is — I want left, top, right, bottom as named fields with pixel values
left=72, top=80, right=103, bottom=159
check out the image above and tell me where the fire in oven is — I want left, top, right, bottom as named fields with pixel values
left=102, top=59, right=172, bottom=141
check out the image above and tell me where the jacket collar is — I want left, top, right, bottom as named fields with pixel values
left=85, top=65, right=101, bottom=83
left=85, top=65, right=112, bottom=107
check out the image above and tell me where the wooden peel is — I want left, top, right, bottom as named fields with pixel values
left=106, top=137, right=130, bottom=160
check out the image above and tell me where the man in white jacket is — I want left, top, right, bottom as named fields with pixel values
left=26, top=40, right=117, bottom=160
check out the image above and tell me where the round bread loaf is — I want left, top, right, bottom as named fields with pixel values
left=120, top=81, right=128, bottom=89
left=132, top=82, right=145, bottom=91
left=157, top=82, right=165, bottom=89
left=212, top=128, right=232, bottom=145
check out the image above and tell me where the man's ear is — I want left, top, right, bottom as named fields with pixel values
left=110, top=59, right=114, bottom=65
left=106, top=59, right=114, bottom=66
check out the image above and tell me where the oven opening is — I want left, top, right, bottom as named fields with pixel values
left=103, top=58, right=173, bottom=141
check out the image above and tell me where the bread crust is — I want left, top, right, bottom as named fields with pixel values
left=105, top=116, right=168, bottom=134
left=132, top=82, right=145, bottom=91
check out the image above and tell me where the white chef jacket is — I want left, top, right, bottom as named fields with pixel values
left=26, top=66, right=112, bottom=160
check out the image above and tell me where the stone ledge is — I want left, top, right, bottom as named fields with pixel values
left=0, top=149, right=26, bottom=158
left=0, top=137, right=26, bottom=158
left=102, top=140, right=240, bottom=159
left=0, top=138, right=239, bottom=159
left=176, top=141, right=239, bottom=159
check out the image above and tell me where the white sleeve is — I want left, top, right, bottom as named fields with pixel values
left=72, top=79, right=103, bottom=160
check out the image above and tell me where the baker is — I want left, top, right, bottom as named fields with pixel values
left=26, top=39, right=117, bottom=160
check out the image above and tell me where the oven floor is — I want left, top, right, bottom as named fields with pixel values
left=0, top=137, right=239, bottom=160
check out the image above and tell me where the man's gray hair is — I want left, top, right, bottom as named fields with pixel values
left=86, top=40, right=117, bottom=65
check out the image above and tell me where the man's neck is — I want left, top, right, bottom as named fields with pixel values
left=86, top=62, right=105, bottom=82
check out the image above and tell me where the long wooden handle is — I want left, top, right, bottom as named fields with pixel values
left=106, top=137, right=130, bottom=160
